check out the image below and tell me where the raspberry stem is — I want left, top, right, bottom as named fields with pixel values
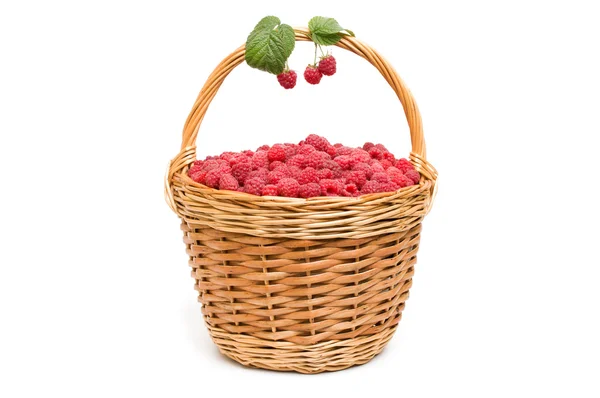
left=313, top=43, right=318, bottom=66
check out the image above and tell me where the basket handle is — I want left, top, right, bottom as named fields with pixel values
left=179, top=27, right=427, bottom=158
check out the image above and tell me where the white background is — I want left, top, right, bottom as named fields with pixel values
left=1, top=1, right=599, bottom=397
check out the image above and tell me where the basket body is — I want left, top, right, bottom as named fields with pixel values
left=166, top=28, right=437, bottom=373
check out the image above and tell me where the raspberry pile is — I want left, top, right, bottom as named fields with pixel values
left=188, top=134, right=420, bottom=198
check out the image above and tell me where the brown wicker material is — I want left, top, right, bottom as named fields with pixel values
left=165, top=27, right=438, bottom=373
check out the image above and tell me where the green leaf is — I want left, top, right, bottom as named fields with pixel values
left=245, top=16, right=295, bottom=75
left=308, top=16, right=354, bottom=46
left=308, top=16, right=344, bottom=35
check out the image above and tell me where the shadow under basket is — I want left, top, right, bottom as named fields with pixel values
left=165, top=27, right=438, bottom=374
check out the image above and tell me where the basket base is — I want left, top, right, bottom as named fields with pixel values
left=206, top=323, right=398, bottom=374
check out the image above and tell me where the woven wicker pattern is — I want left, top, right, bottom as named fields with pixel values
left=166, top=28, right=438, bottom=373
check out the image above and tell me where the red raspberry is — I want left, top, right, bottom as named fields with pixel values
left=261, top=184, right=279, bottom=196
left=306, top=151, right=329, bottom=169
left=277, top=70, right=297, bottom=89
left=375, top=143, right=389, bottom=152
left=205, top=167, right=229, bottom=188
left=219, top=152, right=236, bottom=162
left=368, top=147, right=384, bottom=160
left=201, top=159, right=220, bottom=172
left=345, top=170, right=367, bottom=188
left=361, top=180, right=382, bottom=194
left=370, top=162, right=385, bottom=174
left=267, top=170, right=288, bottom=185
left=382, top=151, right=396, bottom=162
left=298, top=183, right=321, bottom=198
left=219, top=174, right=239, bottom=191
left=287, top=154, right=307, bottom=168
left=269, top=161, right=286, bottom=171
left=268, top=144, right=287, bottom=162
left=244, top=177, right=266, bottom=196
left=231, top=162, right=252, bottom=184
left=333, top=143, right=343, bottom=148
left=304, top=65, right=323, bottom=84
left=380, top=159, right=394, bottom=170
left=391, top=173, right=414, bottom=188
left=350, top=149, right=371, bottom=163
left=334, top=155, right=356, bottom=170
left=362, top=142, right=375, bottom=151
left=288, top=166, right=302, bottom=180
left=335, top=146, right=353, bottom=156
left=190, top=169, right=208, bottom=184
left=251, top=151, right=269, bottom=169
left=344, top=183, right=359, bottom=196
left=247, top=167, right=269, bottom=182
left=380, top=182, right=400, bottom=192
left=395, top=158, right=415, bottom=174
left=305, top=134, right=331, bottom=152
left=352, top=162, right=373, bottom=179
left=297, top=144, right=316, bottom=155
left=318, top=55, right=336, bottom=76
left=242, top=150, right=255, bottom=157
left=404, top=169, right=421, bottom=184
left=277, top=178, right=300, bottom=197
left=371, top=172, right=390, bottom=183
left=319, top=179, right=344, bottom=196
left=298, top=167, right=319, bottom=185
left=229, top=153, right=250, bottom=167
left=284, top=144, right=298, bottom=157
left=192, top=159, right=204, bottom=168
left=188, top=163, right=203, bottom=176
left=326, top=145, right=337, bottom=157
left=257, top=145, right=270, bottom=151
left=316, top=168, right=333, bottom=180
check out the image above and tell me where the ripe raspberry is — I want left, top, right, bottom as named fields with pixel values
left=261, top=184, right=279, bottom=196
left=298, top=167, right=319, bottom=185
left=344, top=183, right=359, bottom=196
left=277, top=70, right=297, bottom=89
left=326, top=145, right=337, bottom=157
left=257, top=145, right=270, bottom=151
left=219, top=152, right=236, bottom=162
left=334, top=143, right=343, bottom=148
left=251, top=151, right=269, bottom=169
left=242, top=150, right=255, bottom=157
left=288, top=166, right=302, bottom=180
left=267, top=170, right=288, bottom=185
left=382, top=151, right=396, bottom=162
left=304, top=65, right=323, bottom=84
left=334, top=155, right=356, bottom=170
left=305, top=134, right=331, bottom=152
left=219, top=174, right=239, bottom=191
left=375, top=143, right=389, bottom=152
left=316, top=168, right=333, bottom=180
left=297, top=144, right=316, bottom=155
left=192, top=159, right=204, bottom=168
left=350, top=149, right=371, bottom=163
left=352, top=162, right=373, bottom=179
left=390, top=173, right=414, bottom=188
left=287, top=154, right=307, bottom=169
left=277, top=178, right=300, bottom=197
left=386, top=166, right=402, bottom=177
left=269, top=160, right=286, bottom=171
left=345, top=170, right=367, bottom=188
left=306, top=151, right=329, bottom=169
left=371, top=172, right=390, bottom=183
left=231, top=162, right=252, bottom=184
left=395, top=158, right=415, bottom=174
left=380, top=159, right=394, bottom=170
left=380, top=182, right=400, bottom=192
left=361, top=180, right=382, bottom=194
left=335, top=146, right=353, bottom=157
left=190, top=169, right=208, bottom=184
left=319, top=179, right=344, bottom=196
left=205, top=167, right=229, bottom=188
left=404, top=169, right=421, bottom=184
left=362, top=142, right=375, bottom=151
left=370, top=162, right=385, bottom=174
left=201, top=159, right=220, bottom=172
left=298, top=183, right=321, bottom=198
left=244, top=177, right=266, bottom=196
left=318, top=55, right=336, bottom=76
left=247, top=167, right=269, bottom=181
left=284, top=144, right=297, bottom=158
left=268, top=144, right=287, bottom=162
left=188, top=163, right=203, bottom=176
left=368, top=147, right=384, bottom=160
left=229, top=153, right=250, bottom=167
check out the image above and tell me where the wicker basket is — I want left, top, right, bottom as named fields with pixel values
left=165, top=27, right=438, bottom=374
